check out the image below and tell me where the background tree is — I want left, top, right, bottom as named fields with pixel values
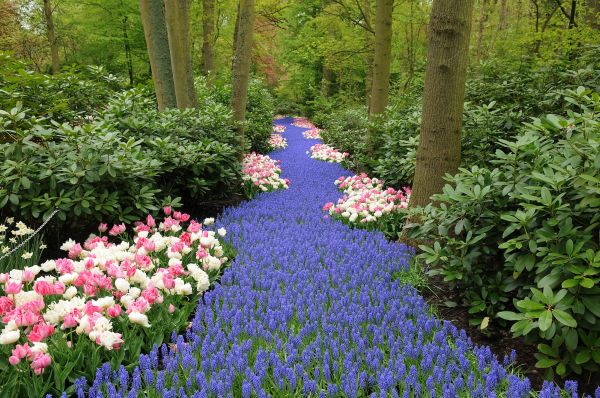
left=42, top=0, right=59, bottom=73
left=368, top=0, right=393, bottom=116
left=231, top=0, right=256, bottom=147
left=202, top=0, right=215, bottom=83
left=409, top=0, right=474, bottom=208
left=139, top=0, right=177, bottom=110
left=164, top=0, right=198, bottom=109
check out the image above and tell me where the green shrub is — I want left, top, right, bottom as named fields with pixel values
left=406, top=87, right=600, bottom=379
left=0, top=52, right=123, bottom=123
left=0, top=88, right=240, bottom=234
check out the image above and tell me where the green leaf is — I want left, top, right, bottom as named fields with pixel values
left=575, top=350, right=591, bottom=364
left=535, top=357, right=559, bottom=368
left=562, top=279, right=580, bottom=289
left=552, top=309, right=577, bottom=328
left=580, top=278, right=595, bottom=289
left=539, top=310, right=553, bottom=332
left=497, top=311, right=525, bottom=321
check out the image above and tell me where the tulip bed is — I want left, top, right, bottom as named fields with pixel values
left=0, top=211, right=233, bottom=397
left=303, top=127, right=322, bottom=140
left=268, top=134, right=287, bottom=150
left=309, top=143, right=349, bottom=163
left=241, top=152, right=290, bottom=198
left=53, top=116, right=598, bottom=398
left=323, top=174, right=411, bottom=229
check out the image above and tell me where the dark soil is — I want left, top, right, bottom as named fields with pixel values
left=422, top=276, right=598, bottom=395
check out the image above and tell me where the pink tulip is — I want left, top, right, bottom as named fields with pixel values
left=107, top=304, right=122, bottom=318
left=98, top=223, right=108, bottom=233
left=163, top=206, right=172, bottom=215
left=5, top=280, right=22, bottom=295
left=168, top=304, right=175, bottom=314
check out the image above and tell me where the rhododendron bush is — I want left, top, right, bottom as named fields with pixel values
left=309, top=143, right=348, bottom=163
left=323, top=174, right=411, bottom=235
left=242, top=152, right=290, bottom=198
left=0, top=209, right=233, bottom=397
left=268, top=134, right=287, bottom=150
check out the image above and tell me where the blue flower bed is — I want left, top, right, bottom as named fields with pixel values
left=61, top=118, right=599, bottom=398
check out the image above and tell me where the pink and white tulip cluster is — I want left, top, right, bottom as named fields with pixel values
left=292, top=117, right=316, bottom=129
left=242, top=152, right=290, bottom=197
left=273, top=125, right=286, bottom=134
left=302, top=127, right=322, bottom=140
left=309, top=143, right=348, bottom=163
left=269, top=134, right=287, bottom=150
left=0, top=209, right=229, bottom=376
left=323, top=174, right=412, bottom=225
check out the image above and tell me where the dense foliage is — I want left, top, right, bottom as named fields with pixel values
left=405, top=87, right=600, bottom=378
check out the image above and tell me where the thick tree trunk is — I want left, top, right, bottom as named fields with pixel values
left=140, top=0, right=177, bottom=111
left=369, top=0, right=394, bottom=117
left=476, top=0, right=489, bottom=62
left=409, top=0, right=474, bottom=208
left=164, top=0, right=198, bottom=109
left=231, top=0, right=255, bottom=151
left=42, top=0, right=59, bottom=74
left=202, top=0, right=215, bottom=82
left=363, top=0, right=374, bottom=108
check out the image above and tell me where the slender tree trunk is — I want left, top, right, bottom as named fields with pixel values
left=164, top=0, right=198, bottom=109
left=363, top=0, right=374, bottom=108
left=369, top=0, right=394, bottom=117
left=476, top=0, right=489, bottom=62
left=568, top=0, right=577, bottom=28
left=409, top=0, right=474, bottom=208
left=202, top=0, right=215, bottom=83
left=231, top=0, right=255, bottom=152
left=140, top=0, right=177, bottom=111
left=321, top=64, right=334, bottom=96
left=42, top=0, right=59, bottom=74
left=499, top=0, right=509, bottom=30
left=122, top=15, right=134, bottom=86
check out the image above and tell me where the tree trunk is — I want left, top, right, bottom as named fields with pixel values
left=164, top=0, right=198, bottom=109
left=231, top=0, right=255, bottom=152
left=122, top=15, right=134, bottom=86
left=498, top=0, right=508, bottom=30
left=568, top=0, right=577, bottom=28
left=140, top=0, right=177, bottom=111
left=369, top=0, right=394, bottom=117
left=363, top=0, right=374, bottom=108
left=42, top=0, right=59, bottom=74
left=321, top=64, right=334, bottom=97
left=409, top=0, right=474, bottom=208
left=202, top=0, right=215, bottom=83
left=476, top=0, right=489, bottom=62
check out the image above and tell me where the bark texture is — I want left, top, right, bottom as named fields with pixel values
left=43, top=0, right=59, bottom=74
left=164, top=0, right=198, bottom=109
left=140, top=0, right=177, bottom=111
left=231, top=0, right=256, bottom=149
left=369, top=0, right=394, bottom=116
left=363, top=0, right=374, bottom=108
left=409, top=0, right=474, bottom=208
left=202, top=0, right=215, bottom=82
